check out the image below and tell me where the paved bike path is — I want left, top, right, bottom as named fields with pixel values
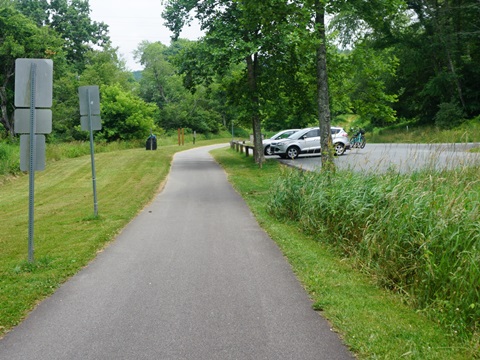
left=0, top=145, right=353, bottom=360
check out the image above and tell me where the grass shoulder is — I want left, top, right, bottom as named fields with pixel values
left=367, top=119, right=480, bottom=144
left=211, top=148, right=477, bottom=360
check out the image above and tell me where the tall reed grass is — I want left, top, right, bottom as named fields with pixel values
left=0, top=142, right=20, bottom=177
left=268, top=165, right=480, bottom=340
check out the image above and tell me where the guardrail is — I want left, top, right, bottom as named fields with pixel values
left=230, top=140, right=255, bottom=157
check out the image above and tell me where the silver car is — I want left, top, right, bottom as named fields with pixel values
left=271, top=126, right=350, bottom=158
left=262, top=129, right=301, bottom=155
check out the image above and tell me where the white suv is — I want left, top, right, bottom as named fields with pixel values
left=271, top=127, right=350, bottom=158
left=263, top=129, right=301, bottom=155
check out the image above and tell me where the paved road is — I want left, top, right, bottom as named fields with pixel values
left=0, top=145, right=353, bottom=360
left=278, top=143, right=480, bottom=173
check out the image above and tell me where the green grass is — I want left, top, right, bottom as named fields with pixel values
left=334, top=114, right=480, bottom=145
left=211, top=148, right=479, bottom=359
left=0, top=139, right=228, bottom=336
left=369, top=118, right=480, bottom=144
left=0, top=142, right=20, bottom=178
left=0, top=130, right=233, bottom=177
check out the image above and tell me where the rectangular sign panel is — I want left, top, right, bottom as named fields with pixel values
left=20, top=135, right=46, bottom=172
left=80, top=115, right=102, bottom=131
left=14, top=59, right=53, bottom=108
left=14, top=109, right=52, bottom=134
left=79, top=86, right=101, bottom=116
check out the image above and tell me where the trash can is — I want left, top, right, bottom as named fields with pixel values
left=146, top=135, right=157, bottom=150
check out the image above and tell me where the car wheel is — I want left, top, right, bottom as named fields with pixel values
left=286, top=146, right=300, bottom=159
left=333, top=142, right=345, bottom=156
left=264, top=145, right=273, bottom=156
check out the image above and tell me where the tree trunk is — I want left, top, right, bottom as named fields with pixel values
left=439, top=0, right=466, bottom=111
left=315, top=1, right=334, bottom=171
left=0, top=83, right=14, bottom=139
left=246, top=53, right=264, bottom=167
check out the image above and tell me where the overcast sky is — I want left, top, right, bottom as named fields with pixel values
left=88, top=0, right=203, bottom=71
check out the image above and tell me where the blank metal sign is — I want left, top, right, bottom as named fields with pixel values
left=14, top=59, right=53, bottom=108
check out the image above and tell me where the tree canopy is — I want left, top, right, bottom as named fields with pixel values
left=0, top=6, right=64, bottom=137
left=15, top=0, right=109, bottom=69
left=1, top=0, right=479, bottom=143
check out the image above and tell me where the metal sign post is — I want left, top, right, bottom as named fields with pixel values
left=27, top=64, right=37, bottom=263
left=88, top=89, right=98, bottom=217
left=79, top=86, right=101, bottom=217
left=14, top=59, right=53, bottom=263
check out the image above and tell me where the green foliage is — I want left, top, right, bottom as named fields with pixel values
left=98, top=84, right=158, bottom=141
left=344, top=43, right=399, bottom=126
left=434, top=101, right=466, bottom=129
left=0, top=2, right=123, bottom=142
left=163, top=0, right=313, bottom=163
left=50, top=69, right=82, bottom=141
left=81, top=46, right=134, bottom=89
left=135, top=41, right=178, bottom=110
left=0, top=141, right=20, bottom=176
left=16, top=0, right=110, bottom=70
left=13, top=0, right=49, bottom=26
left=135, top=40, right=225, bottom=133
left=0, top=6, right=65, bottom=137
left=3, top=0, right=479, bottom=142
left=268, top=165, right=480, bottom=341
left=51, top=47, right=138, bottom=142
left=383, top=0, right=480, bottom=123
left=3, top=1, right=130, bottom=143
left=161, top=0, right=410, bottom=140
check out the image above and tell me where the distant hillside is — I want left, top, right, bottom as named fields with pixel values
left=132, top=71, right=142, bottom=81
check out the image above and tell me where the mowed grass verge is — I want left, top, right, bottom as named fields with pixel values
left=211, top=148, right=478, bottom=360
left=0, top=141, right=226, bottom=337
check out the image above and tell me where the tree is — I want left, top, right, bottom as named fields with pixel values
left=81, top=45, right=134, bottom=90
left=135, top=41, right=181, bottom=111
left=99, top=84, right=158, bottom=141
left=135, top=40, right=224, bottom=133
left=13, top=0, right=49, bottom=26
left=15, top=0, right=110, bottom=70
left=314, top=0, right=334, bottom=168
left=330, top=0, right=480, bottom=125
left=163, top=0, right=298, bottom=166
left=390, top=0, right=480, bottom=123
left=343, top=43, right=399, bottom=126
left=163, top=0, right=405, bottom=168
left=295, top=0, right=405, bottom=167
left=0, top=7, right=64, bottom=138
left=52, top=46, right=135, bottom=141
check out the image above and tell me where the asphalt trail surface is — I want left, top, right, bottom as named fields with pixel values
left=0, top=145, right=353, bottom=360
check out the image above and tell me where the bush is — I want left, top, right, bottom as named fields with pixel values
left=435, top=101, right=465, bottom=129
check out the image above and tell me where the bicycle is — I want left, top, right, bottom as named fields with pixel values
left=350, top=128, right=366, bottom=149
